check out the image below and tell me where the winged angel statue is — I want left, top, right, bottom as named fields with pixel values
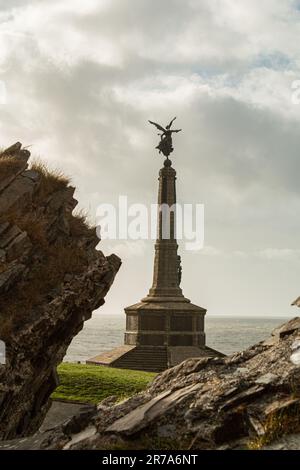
left=148, top=117, right=182, bottom=158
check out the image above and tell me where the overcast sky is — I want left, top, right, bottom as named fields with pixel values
left=1, top=0, right=300, bottom=317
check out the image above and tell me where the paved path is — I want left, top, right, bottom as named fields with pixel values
left=40, top=401, right=93, bottom=431
left=0, top=400, right=95, bottom=450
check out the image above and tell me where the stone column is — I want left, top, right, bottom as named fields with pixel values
left=147, top=159, right=184, bottom=300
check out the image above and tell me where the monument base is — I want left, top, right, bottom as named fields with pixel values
left=86, top=297, right=224, bottom=372
left=123, top=297, right=207, bottom=349
left=86, top=345, right=223, bottom=372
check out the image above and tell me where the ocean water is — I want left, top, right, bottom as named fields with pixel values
left=65, top=314, right=291, bottom=363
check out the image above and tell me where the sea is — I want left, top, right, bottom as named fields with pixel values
left=64, top=314, right=292, bottom=363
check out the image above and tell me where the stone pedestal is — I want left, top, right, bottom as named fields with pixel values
left=124, top=300, right=206, bottom=348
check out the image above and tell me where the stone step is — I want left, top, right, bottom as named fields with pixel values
left=112, top=347, right=168, bottom=372
left=113, top=362, right=165, bottom=371
left=118, top=355, right=165, bottom=358
left=117, top=361, right=166, bottom=365
left=117, top=356, right=166, bottom=360
left=119, top=354, right=167, bottom=359
left=118, top=359, right=166, bottom=366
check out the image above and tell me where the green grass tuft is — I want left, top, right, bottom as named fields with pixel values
left=52, top=363, right=156, bottom=404
left=30, top=159, right=70, bottom=201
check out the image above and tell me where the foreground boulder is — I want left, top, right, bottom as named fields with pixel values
left=3, top=316, right=300, bottom=450
left=0, top=144, right=121, bottom=440
left=78, top=317, right=300, bottom=449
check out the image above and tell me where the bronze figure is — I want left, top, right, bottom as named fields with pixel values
left=149, top=117, right=182, bottom=158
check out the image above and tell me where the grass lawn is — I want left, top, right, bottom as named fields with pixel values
left=51, top=363, right=157, bottom=404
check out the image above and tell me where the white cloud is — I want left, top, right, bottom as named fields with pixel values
left=257, top=248, right=300, bottom=260
left=1, top=0, right=300, bottom=315
left=104, top=240, right=147, bottom=260
left=198, top=246, right=300, bottom=261
left=199, top=245, right=224, bottom=256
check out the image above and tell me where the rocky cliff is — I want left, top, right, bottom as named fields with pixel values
left=3, top=316, right=300, bottom=450
left=0, top=143, right=121, bottom=440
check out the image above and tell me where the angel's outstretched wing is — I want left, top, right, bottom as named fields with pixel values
left=148, top=120, right=166, bottom=133
left=166, top=117, right=177, bottom=129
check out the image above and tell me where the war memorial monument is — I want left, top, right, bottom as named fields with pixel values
left=88, top=119, right=221, bottom=371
